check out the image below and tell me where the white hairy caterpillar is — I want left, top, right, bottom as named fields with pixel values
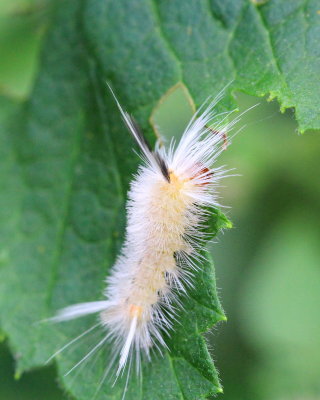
left=49, top=86, right=244, bottom=393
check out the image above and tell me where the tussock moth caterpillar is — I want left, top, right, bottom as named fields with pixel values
left=48, top=85, right=244, bottom=395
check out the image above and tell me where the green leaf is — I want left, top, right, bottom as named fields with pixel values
left=84, top=0, right=320, bottom=133
left=0, top=0, right=318, bottom=399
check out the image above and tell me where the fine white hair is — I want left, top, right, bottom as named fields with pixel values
left=48, top=86, right=244, bottom=396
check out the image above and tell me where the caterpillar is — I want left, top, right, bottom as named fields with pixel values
left=49, top=86, right=241, bottom=393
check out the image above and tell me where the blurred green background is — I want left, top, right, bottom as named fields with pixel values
left=0, top=1, right=319, bottom=400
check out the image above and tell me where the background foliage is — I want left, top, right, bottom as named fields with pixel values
left=0, top=0, right=319, bottom=399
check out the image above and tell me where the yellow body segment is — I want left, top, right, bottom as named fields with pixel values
left=127, top=171, right=195, bottom=321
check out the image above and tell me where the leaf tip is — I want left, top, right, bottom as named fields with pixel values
left=217, top=386, right=224, bottom=394
left=225, top=220, right=233, bottom=229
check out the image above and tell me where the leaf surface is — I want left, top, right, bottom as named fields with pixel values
left=0, top=1, right=319, bottom=399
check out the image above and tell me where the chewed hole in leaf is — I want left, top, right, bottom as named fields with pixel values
left=150, top=82, right=195, bottom=143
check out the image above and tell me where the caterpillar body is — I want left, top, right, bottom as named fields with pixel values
left=50, top=87, right=240, bottom=389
